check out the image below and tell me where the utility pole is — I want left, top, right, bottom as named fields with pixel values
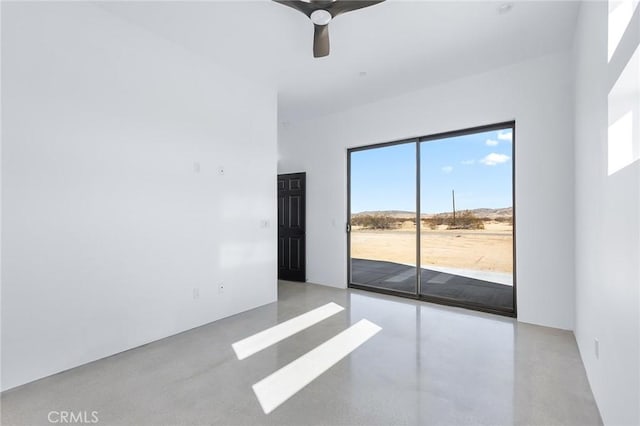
left=452, top=189, right=456, bottom=226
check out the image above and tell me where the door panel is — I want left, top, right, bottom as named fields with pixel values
left=289, top=239, right=301, bottom=269
left=348, top=143, right=417, bottom=294
left=419, top=129, right=514, bottom=312
left=278, top=173, right=306, bottom=282
left=289, top=196, right=302, bottom=228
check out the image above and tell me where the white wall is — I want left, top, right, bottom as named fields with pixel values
left=279, top=52, right=576, bottom=330
left=1, top=3, right=277, bottom=391
left=573, top=2, right=640, bottom=425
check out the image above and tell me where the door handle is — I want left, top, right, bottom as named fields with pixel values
left=346, top=223, right=351, bottom=233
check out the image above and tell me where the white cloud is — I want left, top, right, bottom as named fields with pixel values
left=485, top=139, right=499, bottom=146
left=461, top=159, right=475, bottom=165
left=497, top=130, right=513, bottom=141
left=441, top=166, right=454, bottom=174
left=480, top=153, right=510, bottom=166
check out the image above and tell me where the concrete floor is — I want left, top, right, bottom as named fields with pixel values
left=2, top=281, right=601, bottom=426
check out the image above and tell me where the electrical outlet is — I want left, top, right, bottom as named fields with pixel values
left=594, top=338, right=599, bottom=359
left=193, top=288, right=200, bottom=300
left=218, top=283, right=224, bottom=294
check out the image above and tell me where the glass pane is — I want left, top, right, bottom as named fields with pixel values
left=350, top=143, right=417, bottom=294
left=420, top=128, right=514, bottom=312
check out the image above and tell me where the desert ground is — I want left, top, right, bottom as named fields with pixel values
left=351, top=221, right=513, bottom=273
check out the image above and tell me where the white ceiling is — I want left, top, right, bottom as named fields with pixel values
left=99, top=1, right=580, bottom=123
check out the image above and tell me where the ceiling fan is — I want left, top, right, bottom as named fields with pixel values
left=273, top=0, right=386, bottom=58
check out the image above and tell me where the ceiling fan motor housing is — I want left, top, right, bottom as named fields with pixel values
left=274, top=0, right=386, bottom=57
left=310, top=9, right=332, bottom=25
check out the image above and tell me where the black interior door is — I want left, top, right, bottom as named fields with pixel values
left=278, top=173, right=306, bottom=282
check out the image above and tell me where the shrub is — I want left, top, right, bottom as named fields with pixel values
left=447, top=210, right=485, bottom=230
left=421, top=219, right=437, bottom=230
left=495, top=216, right=513, bottom=225
left=431, top=214, right=454, bottom=227
left=351, top=214, right=398, bottom=230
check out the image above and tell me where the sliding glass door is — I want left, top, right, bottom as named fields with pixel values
left=419, top=128, right=514, bottom=312
left=348, top=123, right=515, bottom=316
left=349, top=141, right=417, bottom=295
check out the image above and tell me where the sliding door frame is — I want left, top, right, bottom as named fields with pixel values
left=347, top=121, right=517, bottom=318
left=347, top=137, right=420, bottom=296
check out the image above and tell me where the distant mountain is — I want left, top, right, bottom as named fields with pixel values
left=353, top=207, right=513, bottom=219
left=460, top=207, right=513, bottom=219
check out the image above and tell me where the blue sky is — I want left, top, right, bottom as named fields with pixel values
left=350, top=128, right=513, bottom=214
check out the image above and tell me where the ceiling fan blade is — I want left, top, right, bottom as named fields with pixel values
left=313, top=24, right=330, bottom=58
left=273, top=0, right=314, bottom=17
left=309, top=0, right=337, bottom=7
left=329, top=0, right=386, bottom=18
